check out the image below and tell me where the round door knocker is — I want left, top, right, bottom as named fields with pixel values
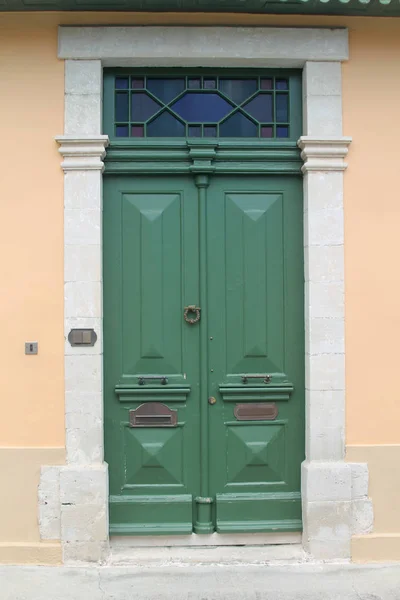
left=184, top=305, right=201, bottom=325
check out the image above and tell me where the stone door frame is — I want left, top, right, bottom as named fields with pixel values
left=38, top=25, right=373, bottom=564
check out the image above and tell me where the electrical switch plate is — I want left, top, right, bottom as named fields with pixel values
left=25, top=342, right=38, bottom=355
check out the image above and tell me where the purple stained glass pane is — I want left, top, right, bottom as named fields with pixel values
left=131, top=125, right=144, bottom=137
left=204, top=78, right=217, bottom=89
left=147, top=78, right=185, bottom=103
left=116, top=93, right=129, bottom=122
left=147, top=110, right=185, bottom=137
left=116, top=125, right=129, bottom=137
left=243, top=94, right=273, bottom=122
left=277, top=125, right=289, bottom=138
left=115, top=78, right=129, bottom=89
left=260, top=78, right=273, bottom=90
left=261, top=126, right=273, bottom=138
left=276, top=94, right=289, bottom=122
left=188, top=125, right=201, bottom=137
left=220, top=112, right=257, bottom=137
left=219, top=79, right=257, bottom=104
left=131, top=78, right=145, bottom=89
left=204, top=125, right=217, bottom=137
left=276, top=79, right=289, bottom=90
left=188, top=78, right=201, bottom=89
left=171, top=92, right=232, bottom=122
left=131, top=93, right=162, bottom=121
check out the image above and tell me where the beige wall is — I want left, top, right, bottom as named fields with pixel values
left=1, top=10, right=400, bottom=563
left=0, top=448, right=64, bottom=564
left=0, top=15, right=64, bottom=447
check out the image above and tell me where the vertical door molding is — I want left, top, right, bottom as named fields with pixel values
left=43, top=26, right=372, bottom=564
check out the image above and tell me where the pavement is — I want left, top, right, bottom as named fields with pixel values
left=2, top=547, right=400, bottom=600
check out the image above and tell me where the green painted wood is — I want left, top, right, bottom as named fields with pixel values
left=104, top=175, right=201, bottom=535
left=3, top=0, right=400, bottom=16
left=104, top=172, right=304, bottom=535
left=104, top=140, right=303, bottom=175
left=193, top=174, right=213, bottom=534
left=206, top=175, right=304, bottom=533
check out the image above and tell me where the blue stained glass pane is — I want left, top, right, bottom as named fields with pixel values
left=116, top=125, right=129, bottom=137
left=116, top=93, right=129, bottom=121
left=243, top=94, right=272, bottom=122
left=277, top=126, right=289, bottom=138
left=219, top=79, right=257, bottom=104
left=131, top=93, right=162, bottom=122
left=171, top=93, right=232, bottom=122
left=147, top=111, right=185, bottom=137
left=188, top=125, right=201, bottom=137
left=188, top=78, right=201, bottom=89
left=219, top=112, right=257, bottom=137
left=276, top=94, right=289, bottom=122
left=147, top=78, right=185, bottom=103
left=116, top=78, right=129, bottom=89
left=204, top=126, right=217, bottom=137
left=204, top=79, right=216, bottom=89
left=276, top=79, right=289, bottom=90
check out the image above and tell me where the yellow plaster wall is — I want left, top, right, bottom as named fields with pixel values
left=0, top=15, right=64, bottom=447
left=0, top=448, right=64, bottom=564
left=1, top=10, right=400, bottom=563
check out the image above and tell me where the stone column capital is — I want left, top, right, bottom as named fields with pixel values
left=298, top=136, right=352, bottom=173
left=55, top=136, right=109, bottom=172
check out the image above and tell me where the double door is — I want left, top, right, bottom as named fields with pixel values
left=103, top=173, right=304, bottom=535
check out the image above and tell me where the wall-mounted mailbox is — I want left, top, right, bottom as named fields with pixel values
left=68, top=329, right=97, bottom=347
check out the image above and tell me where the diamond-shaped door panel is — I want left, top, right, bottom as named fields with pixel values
left=123, top=427, right=184, bottom=488
left=226, top=424, right=286, bottom=485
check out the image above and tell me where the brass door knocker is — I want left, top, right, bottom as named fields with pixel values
left=184, top=305, right=201, bottom=324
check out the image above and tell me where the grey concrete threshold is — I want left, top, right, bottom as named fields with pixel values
left=2, top=563, right=400, bottom=600
left=108, top=543, right=307, bottom=566
left=110, top=532, right=301, bottom=548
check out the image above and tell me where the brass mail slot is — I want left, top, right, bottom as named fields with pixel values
left=234, top=403, right=278, bottom=421
left=129, top=402, right=177, bottom=428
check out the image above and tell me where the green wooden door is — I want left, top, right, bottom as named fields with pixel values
left=207, top=175, right=304, bottom=533
left=104, top=175, right=201, bottom=534
left=104, top=173, right=304, bottom=536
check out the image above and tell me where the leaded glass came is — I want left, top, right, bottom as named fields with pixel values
left=113, top=74, right=291, bottom=139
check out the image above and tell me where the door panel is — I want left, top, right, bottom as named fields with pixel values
left=121, top=189, right=194, bottom=381
left=104, top=175, right=201, bottom=535
left=207, top=176, right=304, bottom=533
left=223, top=190, right=284, bottom=376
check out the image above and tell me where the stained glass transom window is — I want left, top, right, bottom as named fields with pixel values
left=112, top=75, right=292, bottom=139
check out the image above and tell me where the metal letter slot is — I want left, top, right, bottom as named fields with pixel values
left=234, top=403, right=278, bottom=421
left=241, top=374, right=271, bottom=384
left=129, top=403, right=177, bottom=428
left=138, top=375, right=168, bottom=385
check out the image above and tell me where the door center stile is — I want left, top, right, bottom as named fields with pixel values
left=193, top=173, right=213, bottom=534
